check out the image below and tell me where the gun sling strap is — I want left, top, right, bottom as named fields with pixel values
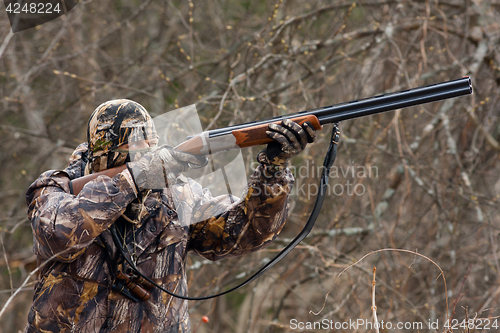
left=111, top=123, right=341, bottom=301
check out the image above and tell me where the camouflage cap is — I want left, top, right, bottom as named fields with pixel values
left=87, top=99, right=158, bottom=173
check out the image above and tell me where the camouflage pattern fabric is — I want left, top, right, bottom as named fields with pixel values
left=24, top=142, right=294, bottom=333
left=87, top=99, right=158, bottom=174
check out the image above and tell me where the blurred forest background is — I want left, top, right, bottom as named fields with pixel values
left=1, top=0, right=500, bottom=332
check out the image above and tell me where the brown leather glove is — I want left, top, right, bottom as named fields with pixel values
left=127, top=145, right=206, bottom=191
left=257, top=119, right=316, bottom=167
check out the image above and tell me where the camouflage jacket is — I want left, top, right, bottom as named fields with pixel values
left=25, top=143, right=294, bottom=333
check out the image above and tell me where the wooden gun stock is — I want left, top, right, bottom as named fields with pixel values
left=69, top=164, right=127, bottom=196
left=69, top=115, right=321, bottom=195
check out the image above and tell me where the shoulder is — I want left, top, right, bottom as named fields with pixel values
left=25, top=169, right=71, bottom=207
left=27, top=169, right=71, bottom=192
left=25, top=142, right=89, bottom=201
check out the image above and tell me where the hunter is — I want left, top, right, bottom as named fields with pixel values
left=25, top=99, right=316, bottom=332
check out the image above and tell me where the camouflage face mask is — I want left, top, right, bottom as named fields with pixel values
left=87, top=99, right=158, bottom=173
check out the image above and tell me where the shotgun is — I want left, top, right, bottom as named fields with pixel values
left=70, top=76, right=472, bottom=195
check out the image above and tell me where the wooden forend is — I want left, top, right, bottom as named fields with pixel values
left=232, top=115, right=322, bottom=148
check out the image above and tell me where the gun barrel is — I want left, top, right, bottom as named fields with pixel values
left=209, top=77, right=472, bottom=137
left=315, top=76, right=472, bottom=124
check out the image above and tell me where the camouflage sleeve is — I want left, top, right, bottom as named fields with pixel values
left=26, top=169, right=138, bottom=263
left=187, top=163, right=294, bottom=261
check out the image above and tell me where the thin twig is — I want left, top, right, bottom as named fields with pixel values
left=310, top=248, right=449, bottom=321
left=0, top=30, right=14, bottom=60
left=371, top=267, right=380, bottom=333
